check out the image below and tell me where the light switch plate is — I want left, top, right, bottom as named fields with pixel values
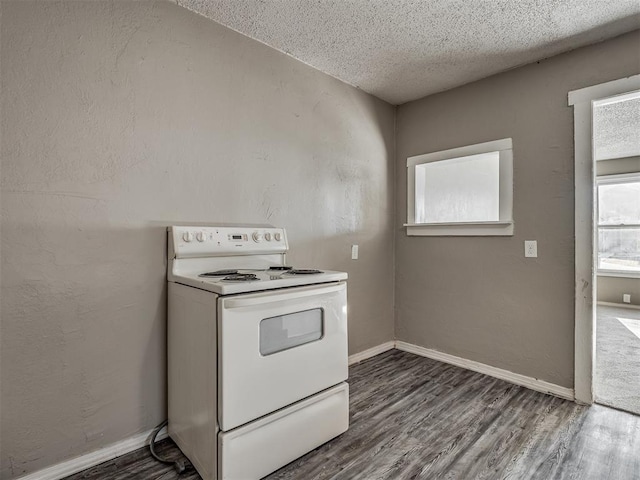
left=351, top=245, right=359, bottom=260
left=524, top=240, right=538, bottom=258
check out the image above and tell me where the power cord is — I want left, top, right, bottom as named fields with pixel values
left=149, top=420, right=186, bottom=474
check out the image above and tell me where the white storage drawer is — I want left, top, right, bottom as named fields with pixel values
left=218, top=382, right=349, bottom=480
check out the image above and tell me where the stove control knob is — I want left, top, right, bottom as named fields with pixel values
left=252, top=231, right=262, bottom=242
left=274, top=232, right=282, bottom=242
left=183, top=231, right=194, bottom=243
left=264, top=232, right=272, bottom=242
left=196, top=231, right=207, bottom=243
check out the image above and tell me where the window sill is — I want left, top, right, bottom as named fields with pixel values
left=597, top=270, right=640, bottom=279
left=404, top=221, right=514, bottom=237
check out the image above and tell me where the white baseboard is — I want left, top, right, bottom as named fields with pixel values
left=348, top=341, right=395, bottom=365
left=597, top=301, right=640, bottom=310
left=395, top=341, right=575, bottom=401
left=15, top=426, right=168, bottom=480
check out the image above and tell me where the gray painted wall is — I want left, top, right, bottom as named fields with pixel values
left=395, top=30, right=640, bottom=389
left=0, top=1, right=395, bottom=477
left=596, top=156, right=640, bottom=176
left=598, top=276, right=640, bottom=306
left=596, top=156, right=640, bottom=306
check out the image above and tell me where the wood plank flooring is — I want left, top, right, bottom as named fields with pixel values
left=64, top=350, right=640, bottom=480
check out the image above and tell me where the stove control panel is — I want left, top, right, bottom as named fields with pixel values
left=169, top=226, right=288, bottom=258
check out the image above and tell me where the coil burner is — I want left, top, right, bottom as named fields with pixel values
left=222, top=273, right=260, bottom=282
left=285, top=269, right=323, bottom=275
left=200, top=269, right=239, bottom=277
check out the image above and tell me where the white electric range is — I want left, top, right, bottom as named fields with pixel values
left=167, top=225, right=349, bottom=480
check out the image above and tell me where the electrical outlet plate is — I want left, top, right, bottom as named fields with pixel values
left=524, top=240, right=537, bottom=258
left=623, top=294, right=631, bottom=303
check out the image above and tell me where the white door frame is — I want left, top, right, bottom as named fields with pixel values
left=568, top=74, right=640, bottom=404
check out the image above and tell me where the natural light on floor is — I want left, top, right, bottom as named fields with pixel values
left=618, top=317, right=640, bottom=340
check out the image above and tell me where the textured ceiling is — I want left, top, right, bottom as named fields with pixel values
left=593, top=93, right=640, bottom=161
left=177, top=1, right=640, bottom=105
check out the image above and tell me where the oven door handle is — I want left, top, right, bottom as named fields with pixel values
left=222, top=283, right=344, bottom=309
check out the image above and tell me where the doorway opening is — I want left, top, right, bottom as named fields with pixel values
left=569, top=75, right=640, bottom=408
left=592, top=92, right=640, bottom=414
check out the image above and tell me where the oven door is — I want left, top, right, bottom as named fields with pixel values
left=218, top=281, right=347, bottom=431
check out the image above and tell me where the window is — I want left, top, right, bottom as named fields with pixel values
left=260, top=308, right=323, bottom=355
left=406, top=138, right=514, bottom=236
left=597, top=174, right=640, bottom=277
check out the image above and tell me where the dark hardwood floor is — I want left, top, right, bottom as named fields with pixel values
left=64, top=350, right=640, bottom=480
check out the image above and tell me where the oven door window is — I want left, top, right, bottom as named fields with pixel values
left=260, top=308, right=324, bottom=356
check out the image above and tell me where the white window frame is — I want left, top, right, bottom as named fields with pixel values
left=405, top=138, right=514, bottom=236
left=596, top=172, right=640, bottom=279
